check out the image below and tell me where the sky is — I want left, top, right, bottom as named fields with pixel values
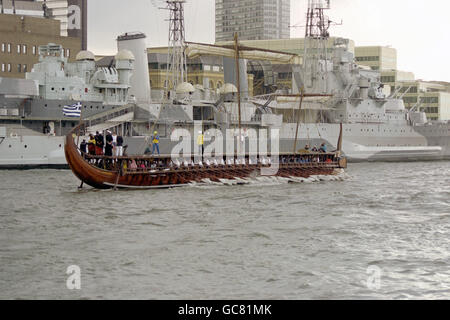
left=88, top=0, right=450, bottom=82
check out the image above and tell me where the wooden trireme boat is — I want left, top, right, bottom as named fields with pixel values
left=65, top=124, right=347, bottom=190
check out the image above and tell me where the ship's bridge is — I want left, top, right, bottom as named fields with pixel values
left=24, top=44, right=134, bottom=105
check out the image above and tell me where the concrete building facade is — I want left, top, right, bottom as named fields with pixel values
left=215, top=0, right=290, bottom=42
left=0, top=0, right=87, bottom=49
left=380, top=70, right=415, bottom=88
left=354, top=46, right=397, bottom=71
left=0, top=13, right=81, bottom=78
left=0, top=0, right=43, bottom=16
left=36, top=0, right=87, bottom=50
left=388, top=81, right=450, bottom=121
left=354, top=47, right=450, bottom=121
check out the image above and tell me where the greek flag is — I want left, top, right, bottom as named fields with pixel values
left=63, top=102, right=82, bottom=118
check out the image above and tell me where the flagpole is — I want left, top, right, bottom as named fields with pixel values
left=76, top=102, right=83, bottom=147
left=77, top=103, right=85, bottom=190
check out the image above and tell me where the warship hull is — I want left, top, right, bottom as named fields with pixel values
left=1, top=121, right=449, bottom=169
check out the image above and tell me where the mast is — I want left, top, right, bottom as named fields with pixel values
left=165, top=0, right=188, bottom=98
left=292, top=90, right=304, bottom=154
left=234, top=33, right=242, bottom=154
left=337, top=122, right=343, bottom=153
left=303, top=0, right=332, bottom=93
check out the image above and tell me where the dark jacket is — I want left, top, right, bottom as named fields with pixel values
left=105, top=143, right=113, bottom=156
left=117, top=136, right=124, bottom=147
left=80, top=141, right=87, bottom=153
left=95, top=134, right=104, bottom=148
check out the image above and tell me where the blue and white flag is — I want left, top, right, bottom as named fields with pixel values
left=63, top=102, right=82, bottom=118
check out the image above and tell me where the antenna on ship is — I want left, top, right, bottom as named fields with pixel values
left=303, top=0, right=333, bottom=92
left=164, top=0, right=188, bottom=99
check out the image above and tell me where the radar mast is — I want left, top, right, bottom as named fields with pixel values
left=303, top=0, right=332, bottom=93
left=165, top=0, right=188, bottom=98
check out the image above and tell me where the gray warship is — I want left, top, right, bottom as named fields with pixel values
left=1, top=0, right=449, bottom=169
left=0, top=43, right=136, bottom=168
left=120, top=0, right=450, bottom=162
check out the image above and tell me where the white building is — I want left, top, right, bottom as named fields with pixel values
left=215, top=0, right=291, bottom=42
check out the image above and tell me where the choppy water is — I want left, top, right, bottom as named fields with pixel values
left=0, top=162, right=449, bottom=300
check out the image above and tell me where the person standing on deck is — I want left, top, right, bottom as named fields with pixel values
left=197, top=131, right=204, bottom=157
left=116, top=134, right=124, bottom=157
left=88, top=134, right=96, bottom=156
left=95, top=131, right=104, bottom=155
left=80, top=139, right=87, bottom=158
left=152, top=131, right=160, bottom=155
left=105, top=139, right=113, bottom=157
left=112, top=132, right=118, bottom=156
left=319, top=143, right=327, bottom=153
left=105, top=130, right=113, bottom=149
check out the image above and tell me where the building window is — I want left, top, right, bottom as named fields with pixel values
left=1, top=64, right=5, bottom=72
left=7, top=63, right=11, bottom=72
left=66, top=49, right=70, bottom=58
left=22, top=45, right=27, bottom=54
left=403, top=96, right=417, bottom=104
left=17, top=45, right=21, bottom=54
left=1, top=43, right=5, bottom=52
left=33, top=46, right=37, bottom=55
left=7, top=44, right=11, bottom=53
left=420, top=96, right=439, bottom=104
left=381, top=76, right=395, bottom=83
left=17, top=64, right=21, bottom=73
left=23, top=64, right=27, bottom=73
left=425, top=107, right=439, bottom=114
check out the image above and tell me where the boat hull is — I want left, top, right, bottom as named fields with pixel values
left=64, top=126, right=344, bottom=190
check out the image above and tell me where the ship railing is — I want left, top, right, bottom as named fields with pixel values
left=78, top=151, right=340, bottom=174
left=83, top=104, right=135, bottom=128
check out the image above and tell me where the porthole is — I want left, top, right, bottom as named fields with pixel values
left=24, top=145, right=27, bottom=148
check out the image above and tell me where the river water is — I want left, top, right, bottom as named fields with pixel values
left=0, top=161, right=449, bottom=300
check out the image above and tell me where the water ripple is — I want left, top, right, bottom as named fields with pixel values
left=0, top=161, right=449, bottom=299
